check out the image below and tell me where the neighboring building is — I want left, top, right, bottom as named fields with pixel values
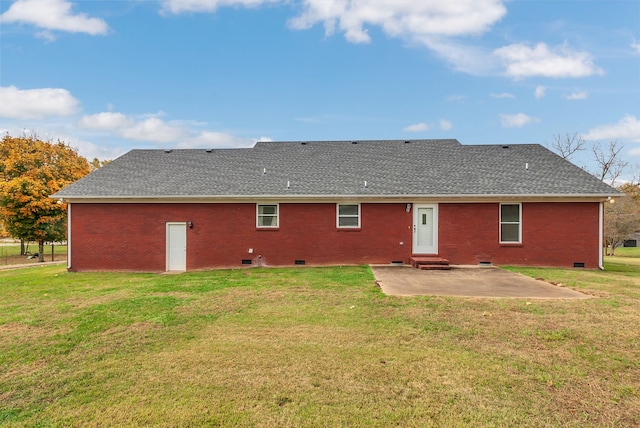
left=53, top=139, right=619, bottom=272
left=623, top=233, right=640, bottom=247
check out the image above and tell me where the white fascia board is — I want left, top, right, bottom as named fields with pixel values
left=55, top=193, right=617, bottom=204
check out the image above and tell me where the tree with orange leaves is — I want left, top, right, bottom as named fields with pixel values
left=0, top=135, right=90, bottom=262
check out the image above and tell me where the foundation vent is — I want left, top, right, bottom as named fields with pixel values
left=573, top=262, right=585, bottom=268
left=294, top=260, right=306, bottom=265
left=242, top=259, right=252, bottom=265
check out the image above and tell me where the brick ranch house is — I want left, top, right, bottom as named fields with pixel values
left=53, top=139, right=618, bottom=272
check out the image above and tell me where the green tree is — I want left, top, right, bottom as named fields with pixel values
left=0, top=136, right=90, bottom=262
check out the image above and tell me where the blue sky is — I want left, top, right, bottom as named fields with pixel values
left=1, top=0, right=639, bottom=180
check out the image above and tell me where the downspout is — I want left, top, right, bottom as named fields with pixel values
left=598, top=201, right=604, bottom=270
left=67, top=203, right=72, bottom=270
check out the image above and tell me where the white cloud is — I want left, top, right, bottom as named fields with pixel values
left=490, top=92, right=514, bottom=99
left=534, top=85, right=546, bottom=99
left=0, top=0, right=108, bottom=36
left=447, top=94, right=466, bottom=102
left=439, top=119, right=452, bottom=131
left=78, top=111, right=254, bottom=147
left=180, top=130, right=252, bottom=148
left=162, top=0, right=507, bottom=50
left=565, top=90, right=588, bottom=100
left=499, top=113, right=539, bottom=128
left=119, top=117, right=190, bottom=143
left=494, top=42, right=603, bottom=79
left=78, top=112, right=134, bottom=130
left=632, top=40, right=640, bottom=55
left=288, top=0, right=507, bottom=44
left=255, top=136, right=273, bottom=142
left=583, top=115, right=640, bottom=143
left=419, top=38, right=498, bottom=76
left=404, top=122, right=429, bottom=132
left=162, top=0, right=278, bottom=14
left=0, top=86, right=80, bottom=119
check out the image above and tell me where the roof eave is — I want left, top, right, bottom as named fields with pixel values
left=52, top=192, right=621, bottom=204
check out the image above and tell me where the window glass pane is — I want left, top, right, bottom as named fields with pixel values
left=501, top=224, right=520, bottom=242
left=259, top=205, right=277, bottom=215
left=501, top=204, right=519, bottom=222
left=257, top=204, right=278, bottom=227
left=258, top=216, right=276, bottom=227
left=339, top=217, right=359, bottom=227
left=339, top=204, right=359, bottom=216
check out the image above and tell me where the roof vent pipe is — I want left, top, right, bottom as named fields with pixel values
left=525, top=162, right=529, bottom=170
left=164, top=149, right=172, bottom=153
left=364, top=180, right=368, bottom=188
left=263, top=168, right=266, bottom=175
left=286, top=181, right=290, bottom=189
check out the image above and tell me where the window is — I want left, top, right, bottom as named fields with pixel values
left=257, top=204, right=278, bottom=228
left=337, top=203, right=360, bottom=228
left=500, top=203, right=521, bottom=243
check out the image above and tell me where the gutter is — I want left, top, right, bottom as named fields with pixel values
left=51, top=193, right=620, bottom=204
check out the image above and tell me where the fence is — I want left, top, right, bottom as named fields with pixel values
left=0, top=240, right=67, bottom=266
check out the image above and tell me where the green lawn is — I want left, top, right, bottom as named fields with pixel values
left=1, top=263, right=638, bottom=426
left=611, top=246, right=640, bottom=258
left=0, top=243, right=67, bottom=265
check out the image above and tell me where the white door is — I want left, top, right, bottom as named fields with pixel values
left=413, top=204, right=438, bottom=254
left=166, top=222, right=187, bottom=271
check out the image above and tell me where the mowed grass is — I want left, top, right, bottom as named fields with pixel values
left=0, top=243, right=67, bottom=265
left=611, top=246, right=640, bottom=258
left=1, top=263, right=639, bottom=427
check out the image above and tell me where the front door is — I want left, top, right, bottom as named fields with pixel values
left=166, top=222, right=187, bottom=271
left=413, top=204, right=438, bottom=254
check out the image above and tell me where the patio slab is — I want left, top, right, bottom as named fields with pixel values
left=370, top=265, right=591, bottom=299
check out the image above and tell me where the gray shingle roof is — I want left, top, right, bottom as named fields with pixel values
left=54, top=139, right=618, bottom=199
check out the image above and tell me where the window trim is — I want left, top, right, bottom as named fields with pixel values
left=499, top=203, right=522, bottom=244
left=336, top=203, right=361, bottom=228
left=256, top=203, right=279, bottom=228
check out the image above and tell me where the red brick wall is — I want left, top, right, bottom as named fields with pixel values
left=69, top=203, right=413, bottom=271
left=69, top=201, right=601, bottom=271
left=438, top=202, right=601, bottom=268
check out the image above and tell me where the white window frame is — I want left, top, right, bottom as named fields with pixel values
left=500, top=203, right=522, bottom=244
left=336, top=203, right=361, bottom=228
left=256, top=203, right=279, bottom=228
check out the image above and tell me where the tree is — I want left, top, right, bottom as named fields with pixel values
left=89, top=157, right=111, bottom=171
left=547, top=132, right=587, bottom=161
left=592, top=140, right=629, bottom=186
left=604, top=195, right=640, bottom=256
left=0, top=136, right=90, bottom=262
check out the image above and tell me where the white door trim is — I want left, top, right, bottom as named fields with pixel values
left=412, top=203, right=438, bottom=254
left=166, top=222, right=187, bottom=272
